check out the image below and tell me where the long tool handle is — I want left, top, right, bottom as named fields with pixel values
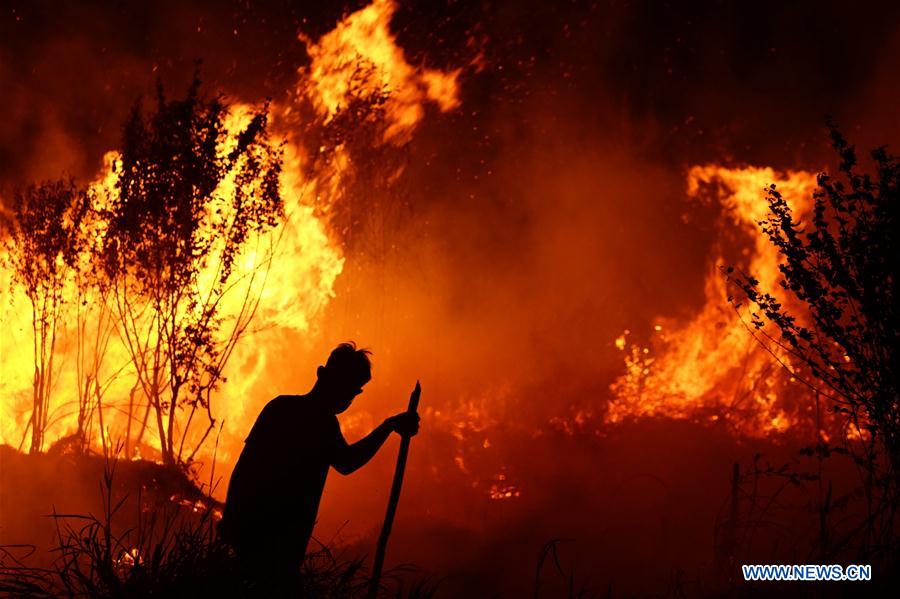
left=368, top=381, right=421, bottom=598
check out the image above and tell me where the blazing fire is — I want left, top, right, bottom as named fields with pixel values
left=300, top=0, right=460, bottom=144
left=3, top=2, right=896, bottom=596
left=1, top=57, right=831, bottom=493
left=607, top=166, right=821, bottom=437
left=0, top=0, right=459, bottom=467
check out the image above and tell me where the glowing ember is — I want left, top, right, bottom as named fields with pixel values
left=488, top=485, right=521, bottom=500
left=115, top=548, right=143, bottom=572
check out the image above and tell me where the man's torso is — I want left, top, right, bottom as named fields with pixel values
left=222, top=395, right=343, bottom=551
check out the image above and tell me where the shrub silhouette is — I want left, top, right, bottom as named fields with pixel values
left=727, top=124, right=898, bottom=562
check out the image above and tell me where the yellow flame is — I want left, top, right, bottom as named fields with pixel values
left=300, top=0, right=460, bottom=144
left=0, top=0, right=456, bottom=466
left=0, top=121, right=343, bottom=461
left=608, top=166, right=819, bottom=436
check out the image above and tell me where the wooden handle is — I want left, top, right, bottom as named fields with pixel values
left=368, top=381, right=421, bottom=598
left=407, top=380, right=421, bottom=413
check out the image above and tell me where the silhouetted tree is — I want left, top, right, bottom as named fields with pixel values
left=1, top=180, right=90, bottom=453
left=728, top=125, right=898, bottom=557
left=72, top=182, right=119, bottom=456
left=101, top=76, right=284, bottom=465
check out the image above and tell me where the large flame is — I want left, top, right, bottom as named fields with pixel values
left=608, top=166, right=821, bottom=437
left=300, top=0, right=460, bottom=144
left=0, top=0, right=459, bottom=466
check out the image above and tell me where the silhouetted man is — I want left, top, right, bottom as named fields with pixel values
left=219, top=342, right=419, bottom=588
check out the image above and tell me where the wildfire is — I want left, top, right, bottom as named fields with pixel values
left=0, top=0, right=459, bottom=468
left=300, top=0, right=460, bottom=144
left=607, top=166, right=820, bottom=437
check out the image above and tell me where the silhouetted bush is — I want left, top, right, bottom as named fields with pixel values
left=727, top=125, right=899, bottom=567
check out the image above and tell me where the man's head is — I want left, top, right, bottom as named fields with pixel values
left=315, top=342, right=372, bottom=413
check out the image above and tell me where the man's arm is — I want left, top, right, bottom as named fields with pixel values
left=332, top=412, right=419, bottom=475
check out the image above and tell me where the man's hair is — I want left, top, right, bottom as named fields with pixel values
left=324, top=342, right=372, bottom=382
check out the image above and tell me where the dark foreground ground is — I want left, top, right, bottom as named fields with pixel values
left=0, top=419, right=892, bottom=597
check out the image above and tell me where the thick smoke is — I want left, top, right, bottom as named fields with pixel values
left=2, top=1, right=899, bottom=594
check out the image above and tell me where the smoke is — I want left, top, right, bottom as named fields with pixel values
left=290, top=2, right=900, bottom=589
left=3, top=0, right=897, bottom=191
left=2, top=0, right=899, bottom=594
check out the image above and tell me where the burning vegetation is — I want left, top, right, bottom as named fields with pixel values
left=0, top=0, right=459, bottom=469
left=0, top=0, right=898, bottom=596
left=609, top=166, right=821, bottom=437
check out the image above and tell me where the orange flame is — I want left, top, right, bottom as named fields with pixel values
left=608, top=166, right=820, bottom=437
left=0, top=0, right=459, bottom=467
left=300, top=0, right=460, bottom=144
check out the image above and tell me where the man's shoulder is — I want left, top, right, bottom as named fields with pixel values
left=266, top=394, right=305, bottom=409
left=263, top=394, right=329, bottom=419
left=251, top=395, right=301, bottom=426
left=272, top=393, right=304, bottom=401
left=246, top=395, right=305, bottom=443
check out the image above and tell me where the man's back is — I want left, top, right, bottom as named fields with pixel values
left=221, top=395, right=343, bottom=562
left=217, top=342, right=419, bottom=586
